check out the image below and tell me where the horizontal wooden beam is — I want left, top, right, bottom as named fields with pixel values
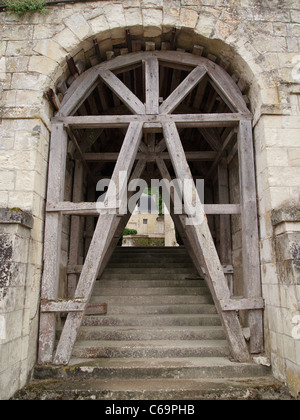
left=83, top=151, right=218, bottom=162
left=46, top=202, right=241, bottom=216
left=220, top=297, right=265, bottom=312
left=53, top=113, right=251, bottom=130
left=41, top=299, right=107, bottom=315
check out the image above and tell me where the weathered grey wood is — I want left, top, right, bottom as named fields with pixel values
left=220, top=297, right=264, bottom=312
left=205, top=129, right=236, bottom=180
left=59, top=51, right=250, bottom=116
left=41, top=299, right=107, bottom=315
left=238, top=119, right=263, bottom=353
left=68, top=160, right=84, bottom=299
left=162, top=121, right=250, bottom=362
left=145, top=57, right=159, bottom=114
left=38, top=123, right=68, bottom=364
left=218, top=158, right=234, bottom=294
left=58, top=70, right=100, bottom=117
left=160, top=66, right=207, bottom=114
left=54, top=113, right=248, bottom=129
left=53, top=122, right=143, bottom=365
left=47, top=202, right=241, bottom=216
left=40, top=298, right=88, bottom=313
left=98, top=69, right=146, bottom=114
left=207, top=64, right=250, bottom=114
left=83, top=151, right=218, bottom=162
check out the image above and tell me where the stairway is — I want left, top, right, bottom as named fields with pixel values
left=14, top=247, right=284, bottom=400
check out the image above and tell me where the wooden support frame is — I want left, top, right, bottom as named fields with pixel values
left=39, top=50, right=264, bottom=365
left=38, top=123, right=68, bottom=364
left=53, top=122, right=143, bottom=365
left=162, top=122, right=250, bottom=362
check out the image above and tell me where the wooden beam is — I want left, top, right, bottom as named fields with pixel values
left=58, top=70, right=100, bottom=117
left=238, top=120, right=264, bottom=353
left=207, top=64, right=250, bottom=114
left=205, top=129, right=236, bottom=180
left=160, top=66, right=207, bottom=114
left=162, top=121, right=250, bottom=363
left=145, top=56, right=159, bottom=114
left=38, top=123, right=68, bottom=364
left=220, top=297, right=264, bottom=312
left=41, top=299, right=107, bottom=315
left=98, top=69, right=146, bottom=114
left=46, top=202, right=241, bottom=216
left=83, top=151, right=218, bottom=162
left=54, top=113, right=249, bottom=129
left=53, top=122, right=143, bottom=365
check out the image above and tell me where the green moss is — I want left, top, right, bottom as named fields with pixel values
left=5, top=0, right=48, bottom=15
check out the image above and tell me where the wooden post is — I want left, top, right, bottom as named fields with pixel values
left=38, top=123, right=68, bottom=364
left=218, top=158, right=233, bottom=294
left=53, top=122, right=143, bottom=365
left=68, top=160, right=84, bottom=298
left=238, top=119, right=263, bottom=353
left=162, top=122, right=250, bottom=362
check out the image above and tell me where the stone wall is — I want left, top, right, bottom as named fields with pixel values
left=0, top=0, right=299, bottom=399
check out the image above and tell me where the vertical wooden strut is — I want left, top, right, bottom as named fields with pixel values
left=53, top=122, right=143, bottom=365
left=38, top=123, right=68, bottom=364
left=238, top=120, right=263, bottom=353
left=162, top=122, right=250, bottom=363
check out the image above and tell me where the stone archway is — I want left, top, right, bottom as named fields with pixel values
left=38, top=50, right=264, bottom=366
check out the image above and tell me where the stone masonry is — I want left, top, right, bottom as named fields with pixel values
left=0, top=0, right=300, bottom=399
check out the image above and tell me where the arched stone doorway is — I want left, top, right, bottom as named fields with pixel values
left=38, top=49, right=264, bottom=366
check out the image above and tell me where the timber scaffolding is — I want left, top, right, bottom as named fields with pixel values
left=38, top=27, right=264, bottom=367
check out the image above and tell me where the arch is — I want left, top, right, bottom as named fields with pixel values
left=38, top=50, right=263, bottom=366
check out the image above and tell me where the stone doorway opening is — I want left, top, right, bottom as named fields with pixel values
left=39, top=47, right=263, bottom=366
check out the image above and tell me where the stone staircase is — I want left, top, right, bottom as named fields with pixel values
left=14, top=247, right=285, bottom=400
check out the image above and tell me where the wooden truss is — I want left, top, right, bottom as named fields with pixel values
left=38, top=51, right=264, bottom=365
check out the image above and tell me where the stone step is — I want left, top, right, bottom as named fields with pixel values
left=104, top=303, right=217, bottom=316
left=76, top=326, right=226, bottom=341
left=72, top=339, right=230, bottom=359
left=13, top=375, right=286, bottom=400
left=33, top=357, right=272, bottom=382
left=92, top=286, right=207, bottom=296
left=107, top=262, right=195, bottom=268
left=14, top=376, right=285, bottom=400
left=103, top=270, right=200, bottom=280
left=90, top=294, right=213, bottom=305
left=82, top=314, right=222, bottom=327
left=109, top=257, right=193, bottom=263
left=96, top=279, right=205, bottom=288
left=100, top=273, right=198, bottom=280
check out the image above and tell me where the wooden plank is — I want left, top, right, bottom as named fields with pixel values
left=98, top=69, right=146, bottom=114
left=58, top=70, right=100, bottom=117
left=145, top=56, right=159, bottom=114
left=41, top=300, right=107, bottom=315
left=205, top=129, right=236, bottom=180
left=54, top=113, right=248, bottom=129
left=38, top=123, right=68, bottom=364
left=162, top=121, right=250, bottom=362
left=220, top=297, right=265, bottom=312
left=53, top=122, right=144, bottom=365
left=83, top=151, right=218, bottom=162
left=160, top=66, right=207, bottom=114
left=238, top=119, right=263, bottom=353
left=207, top=64, right=250, bottom=114
left=40, top=298, right=87, bottom=313
left=68, top=160, right=84, bottom=299
left=47, top=202, right=241, bottom=216
left=218, top=158, right=233, bottom=294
